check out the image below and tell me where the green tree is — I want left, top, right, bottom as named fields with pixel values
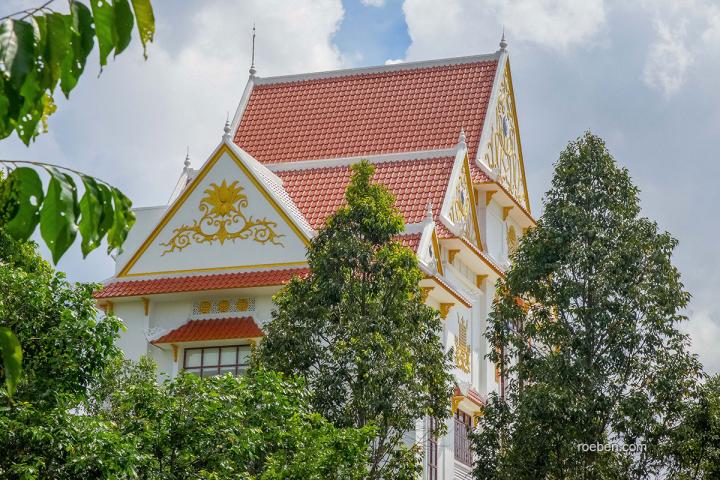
left=0, top=222, right=134, bottom=478
left=0, top=0, right=156, bottom=397
left=1, top=358, right=374, bottom=479
left=89, top=358, right=375, bottom=480
left=472, top=132, right=703, bottom=479
left=0, top=224, right=122, bottom=407
left=671, top=374, right=720, bottom=479
left=256, top=161, right=454, bottom=479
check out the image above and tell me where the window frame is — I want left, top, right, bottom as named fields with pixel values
left=454, top=409, right=473, bottom=466
left=427, top=417, right=440, bottom=480
left=182, top=344, right=252, bottom=377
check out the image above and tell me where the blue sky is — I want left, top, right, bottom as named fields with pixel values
left=334, top=0, right=410, bottom=64
left=1, top=0, right=719, bottom=372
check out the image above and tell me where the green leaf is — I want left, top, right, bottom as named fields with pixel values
left=78, top=174, right=109, bottom=257
left=16, top=69, right=44, bottom=144
left=0, top=89, right=9, bottom=138
left=0, top=326, right=22, bottom=398
left=40, top=167, right=79, bottom=263
left=61, top=1, right=95, bottom=97
left=44, top=13, right=72, bottom=91
left=0, top=19, right=35, bottom=89
left=90, top=0, right=116, bottom=67
left=96, top=181, right=116, bottom=241
left=3, top=167, right=44, bottom=241
left=113, top=0, right=134, bottom=56
left=130, top=0, right=154, bottom=58
left=107, top=187, right=134, bottom=253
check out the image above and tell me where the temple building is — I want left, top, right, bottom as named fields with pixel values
left=95, top=38, right=534, bottom=480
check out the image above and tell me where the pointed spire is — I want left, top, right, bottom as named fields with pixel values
left=223, top=113, right=231, bottom=140
left=499, top=27, right=507, bottom=52
left=183, top=146, right=191, bottom=173
left=425, top=202, right=434, bottom=223
left=457, top=126, right=467, bottom=151
left=249, top=23, right=257, bottom=77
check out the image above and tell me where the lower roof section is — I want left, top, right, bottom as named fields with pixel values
left=94, top=267, right=309, bottom=299
left=153, top=317, right=263, bottom=344
left=276, top=156, right=455, bottom=229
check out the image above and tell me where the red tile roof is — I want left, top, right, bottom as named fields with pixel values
left=153, top=317, right=263, bottom=344
left=235, top=59, right=499, bottom=164
left=469, top=162, right=492, bottom=183
left=94, top=268, right=309, bottom=299
left=277, top=157, right=455, bottom=229
left=396, top=233, right=422, bottom=251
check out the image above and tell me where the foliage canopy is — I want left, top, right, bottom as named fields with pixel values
left=256, top=161, right=454, bottom=480
left=472, top=132, right=703, bottom=479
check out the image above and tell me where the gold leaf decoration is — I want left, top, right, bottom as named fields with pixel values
left=507, top=225, right=517, bottom=255
left=161, top=179, right=284, bottom=255
left=448, top=166, right=478, bottom=245
left=455, top=314, right=471, bottom=373
left=483, top=65, right=527, bottom=209
left=199, top=301, right=212, bottom=314
left=236, top=298, right=249, bottom=311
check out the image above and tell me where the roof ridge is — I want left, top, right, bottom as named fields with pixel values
left=253, top=52, right=501, bottom=86
left=265, top=148, right=458, bottom=172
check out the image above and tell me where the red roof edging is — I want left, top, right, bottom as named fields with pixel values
left=94, top=268, right=310, bottom=299
left=153, top=316, right=263, bottom=344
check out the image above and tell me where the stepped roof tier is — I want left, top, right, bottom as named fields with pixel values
left=96, top=50, right=534, bottom=307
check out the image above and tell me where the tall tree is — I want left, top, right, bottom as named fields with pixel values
left=256, top=161, right=454, bottom=479
left=472, top=132, right=703, bottom=479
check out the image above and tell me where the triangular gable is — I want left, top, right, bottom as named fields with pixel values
left=418, top=220, right=444, bottom=276
left=476, top=56, right=531, bottom=213
left=118, top=141, right=311, bottom=277
left=440, top=149, right=483, bottom=251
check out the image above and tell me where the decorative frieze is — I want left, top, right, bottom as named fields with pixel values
left=192, top=297, right=256, bottom=316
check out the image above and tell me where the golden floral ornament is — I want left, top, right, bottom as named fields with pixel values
left=483, top=64, right=528, bottom=210
left=507, top=225, right=518, bottom=255
left=448, top=169, right=477, bottom=244
left=455, top=314, right=471, bottom=373
left=161, top=179, right=284, bottom=255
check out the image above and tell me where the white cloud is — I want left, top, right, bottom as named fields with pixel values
left=361, top=0, right=386, bottom=6
left=684, top=310, right=720, bottom=374
left=401, top=0, right=606, bottom=61
left=702, top=4, right=720, bottom=46
left=385, top=58, right=404, bottom=65
left=501, top=0, right=606, bottom=51
left=642, top=20, right=693, bottom=97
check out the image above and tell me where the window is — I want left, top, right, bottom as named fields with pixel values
left=427, top=417, right=439, bottom=480
left=183, top=345, right=251, bottom=377
left=454, top=410, right=473, bottom=466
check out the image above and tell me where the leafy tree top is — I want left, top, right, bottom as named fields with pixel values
left=257, top=161, right=454, bottom=480
left=0, top=226, right=122, bottom=406
left=474, top=132, right=703, bottom=479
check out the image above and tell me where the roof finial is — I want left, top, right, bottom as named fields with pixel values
left=499, top=27, right=507, bottom=52
left=223, top=113, right=231, bottom=140
left=458, top=126, right=467, bottom=146
left=249, top=23, right=257, bottom=77
left=183, top=146, right=191, bottom=172
left=425, top=202, right=434, bottom=223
